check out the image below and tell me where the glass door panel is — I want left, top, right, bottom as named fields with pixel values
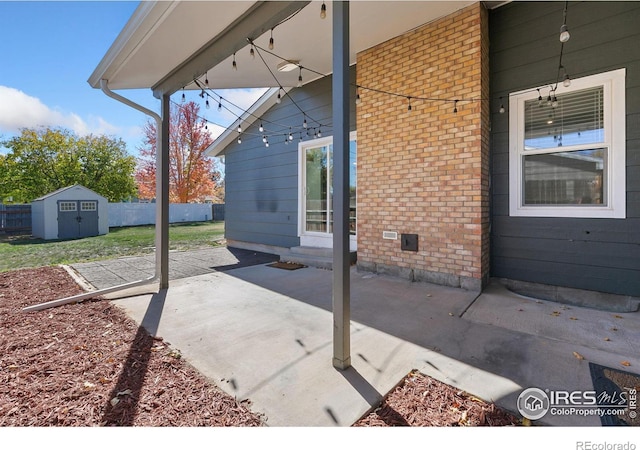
left=305, top=146, right=328, bottom=232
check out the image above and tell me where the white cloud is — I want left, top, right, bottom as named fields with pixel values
left=0, top=85, right=120, bottom=137
left=216, top=88, right=268, bottom=124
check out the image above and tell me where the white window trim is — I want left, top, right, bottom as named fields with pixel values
left=509, top=68, right=626, bottom=218
left=297, top=131, right=357, bottom=250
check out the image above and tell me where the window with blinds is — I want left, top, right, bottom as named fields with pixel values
left=508, top=68, right=626, bottom=218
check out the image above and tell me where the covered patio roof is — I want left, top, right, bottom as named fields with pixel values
left=84, top=0, right=484, bottom=371
left=88, top=1, right=475, bottom=96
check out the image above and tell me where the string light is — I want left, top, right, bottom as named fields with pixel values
left=355, top=88, right=361, bottom=106
left=303, top=115, right=307, bottom=128
left=250, top=46, right=255, bottom=59
left=259, top=122, right=264, bottom=133
left=288, top=128, right=293, bottom=141
left=320, top=2, right=327, bottom=19
left=205, top=72, right=209, bottom=86
left=237, top=123, right=242, bottom=133
left=218, top=99, right=222, bottom=111
left=276, top=88, right=282, bottom=104
left=453, top=100, right=458, bottom=114
left=559, top=2, right=570, bottom=43
left=269, top=29, right=274, bottom=50
left=563, top=73, right=571, bottom=87
left=181, top=89, right=185, bottom=103
left=205, top=99, right=210, bottom=109
left=232, top=53, right=237, bottom=71
left=537, top=88, right=543, bottom=106
left=237, top=136, right=242, bottom=144
left=499, top=97, right=505, bottom=114
left=317, top=127, right=322, bottom=138
left=407, top=97, right=412, bottom=111
left=298, top=67, right=303, bottom=88
left=262, top=135, right=267, bottom=143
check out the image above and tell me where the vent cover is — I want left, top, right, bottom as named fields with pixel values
left=382, top=231, right=398, bottom=240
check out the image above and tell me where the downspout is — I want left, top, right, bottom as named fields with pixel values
left=22, top=79, right=163, bottom=312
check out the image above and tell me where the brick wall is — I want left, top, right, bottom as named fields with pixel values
left=356, top=3, right=490, bottom=290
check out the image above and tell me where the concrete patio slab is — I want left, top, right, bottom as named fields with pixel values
left=106, top=263, right=640, bottom=427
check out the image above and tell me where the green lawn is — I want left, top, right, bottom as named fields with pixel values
left=0, top=221, right=225, bottom=272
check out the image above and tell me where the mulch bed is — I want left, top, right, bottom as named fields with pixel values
left=2, top=266, right=521, bottom=427
left=354, top=370, right=521, bottom=427
left=0, top=266, right=263, bottom=426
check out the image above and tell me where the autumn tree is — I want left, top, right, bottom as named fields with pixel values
left=0, top=127, right=137, bottom=202
left=135, top=101, right=223, bottom=203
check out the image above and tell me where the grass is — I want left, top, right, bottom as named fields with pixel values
left=0, top=221, right=225, bottom=272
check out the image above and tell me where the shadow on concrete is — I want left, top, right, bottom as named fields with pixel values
left=208, top=247, right=278, bottom=272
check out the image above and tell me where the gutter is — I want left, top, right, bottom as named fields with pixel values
left=22, top=80, right=163, bottom=313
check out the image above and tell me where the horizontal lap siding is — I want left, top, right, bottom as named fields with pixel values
left=489, top=1, right=640, bottom=296
left=223, top=68, right=356, bottom=249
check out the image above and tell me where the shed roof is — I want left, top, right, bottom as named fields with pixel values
left=33, top=185, right=106, bottom=202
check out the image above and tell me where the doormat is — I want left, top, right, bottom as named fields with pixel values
left=267, top=261, right=307, bottom=270
left=589, top=362, right=640, bottom=426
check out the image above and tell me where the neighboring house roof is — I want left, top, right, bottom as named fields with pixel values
left=32, top=185, right=106, bottom=202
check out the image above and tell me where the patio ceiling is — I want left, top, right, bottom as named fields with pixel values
left=89, top=1, right=476, bottom=97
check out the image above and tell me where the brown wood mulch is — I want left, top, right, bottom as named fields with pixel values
left=2, top=266, right=521, bottom=427
left=354, top=370, right=522, bottom=427
left=0, top=266, right=263, bottom=426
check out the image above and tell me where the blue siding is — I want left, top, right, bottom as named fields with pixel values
left=489, top=1, right=640, bottom=296
left=223, top=67, right=356, bottom=248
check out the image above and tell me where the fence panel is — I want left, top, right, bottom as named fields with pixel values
left=108, top=203, right=225, bottom=227
left=0, top=204, right=32, bottom=234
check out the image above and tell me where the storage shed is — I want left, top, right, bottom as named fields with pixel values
left=31, top=185, right=108, bottom=240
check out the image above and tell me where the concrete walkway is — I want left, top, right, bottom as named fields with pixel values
left=70, top=249, right=640, bottom=427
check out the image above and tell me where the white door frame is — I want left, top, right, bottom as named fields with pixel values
left=298, top=132, right=357, bottom=250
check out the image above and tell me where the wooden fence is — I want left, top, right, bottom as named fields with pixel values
left=0, top=204, right=32, bottom=234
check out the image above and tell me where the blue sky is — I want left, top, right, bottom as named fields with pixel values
left=0, top=1, right=265, bottom=157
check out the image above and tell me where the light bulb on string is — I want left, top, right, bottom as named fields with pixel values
left=320, top=2, right=327, bottom=19
left=262, top=135, right=267, bottom=143
left=298, top=67, right=303, bottom=88
left=237, top=136, right=242, bottom=144
left=276, top=88, right=282, bottom=104
left=537, top=88, right=543, bottom=107
left=303, top=115, right=307, bottom=129
left=355, top=90, right=361, bottom=106
left=552, top=94, right=558, bottom=108
left=453, top=100, right=458, bottom=114
left=269, top=29, right=274, bottom=50
left=232, top=53, right=237, bottom=71
left=199, top=89, right=205, bottom=98
left=317, top=127, right=322, bottom=138
left=547, top=92, right=552, bottom=106
left=499, top=97, right=505, bottom=114
left=237, top=123, right=242, bottom=133
left=218, top=100, right=222, bottom=112
left=259, top=122, right=264, bottom=133
left=563, top=74, right=571, bottom=87
left=559, top=24, right=570, bottom=43
left=407, top=97, right=412, bottom=112
left=205, top=99, right=210, bottom=109
left=250, top=47, right=255, bottom=59
left=265, top=140, right=270, bottom=148
left=205, top=72, right=209, bottom=86
left=181, top=89, right=185, bottom=103
left=284, top=135, right=289, bottom=145
left=288, top=128, right=293, bottom=141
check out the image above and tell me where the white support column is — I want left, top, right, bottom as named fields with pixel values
left=157, top=94, right=170, bottom=289
left=332, top=0, right=351, bottom=370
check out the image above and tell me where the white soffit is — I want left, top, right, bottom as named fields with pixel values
left=91, top=1, right=475, bottom=91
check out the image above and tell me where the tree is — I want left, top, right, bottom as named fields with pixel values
left=0, top=127, right=137, bottom=203
left=135, top=101, right=223, bottom=203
